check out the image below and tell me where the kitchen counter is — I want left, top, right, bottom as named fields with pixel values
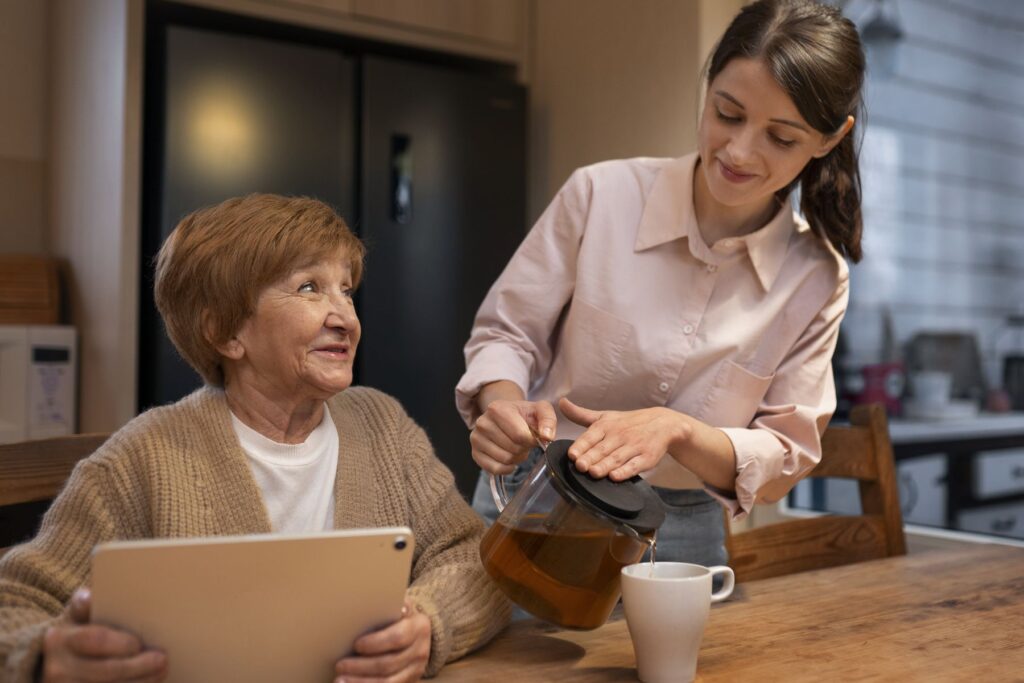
left=888, top=411, right=1024, bottom=443
left=798, top=411, right=1024, bottom=541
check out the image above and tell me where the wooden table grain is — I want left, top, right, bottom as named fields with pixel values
left=436, top=545, right=1024, bottom=681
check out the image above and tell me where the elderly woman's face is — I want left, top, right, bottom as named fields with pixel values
left=228, top=253, right=360, bottom=400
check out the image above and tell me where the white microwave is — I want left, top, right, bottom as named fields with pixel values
left=0, top=325, right=77, bottom=444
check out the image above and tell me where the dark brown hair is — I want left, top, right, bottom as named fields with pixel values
left=707, top=0, right=866, bottom=262
left=154, top=194, right=365, bottom=386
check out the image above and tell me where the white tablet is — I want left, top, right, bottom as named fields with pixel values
left=91, top=527, right=414, bottom=683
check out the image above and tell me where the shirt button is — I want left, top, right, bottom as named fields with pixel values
left=659, top=382, right=670, bottom=392
left=683, top=324, right=695, bottom=335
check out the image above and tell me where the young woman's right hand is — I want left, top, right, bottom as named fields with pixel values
left=41, top=588, right=168, bottom=683
left=470, top=382, right=557, bottom=474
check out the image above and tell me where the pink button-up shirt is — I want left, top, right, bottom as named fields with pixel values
left=456, top=154, right=849, bottom=518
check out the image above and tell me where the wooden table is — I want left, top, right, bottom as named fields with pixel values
left=437, top=545, right=1024, bottom=681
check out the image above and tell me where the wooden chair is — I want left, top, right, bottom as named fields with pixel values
left=0, top=433, right=109, bottom=556
left=725, top=403, right=906, bottom=582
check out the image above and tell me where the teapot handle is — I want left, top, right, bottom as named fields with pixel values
left=490, top=436, right=549, bottom=514
left=489, top=472, right=510, bottom=513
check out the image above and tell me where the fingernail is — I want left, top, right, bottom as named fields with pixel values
left=544, top=428, right=554, bottom=439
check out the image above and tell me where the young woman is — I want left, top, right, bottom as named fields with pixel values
left=456, top=0, right=866, bottom=566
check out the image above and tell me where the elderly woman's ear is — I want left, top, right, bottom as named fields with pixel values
left=202, top=309, right=244, bottom=361
left=216, top=337, right=245, bottom=361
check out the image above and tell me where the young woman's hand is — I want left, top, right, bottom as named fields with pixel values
left=470, top=381, right=557, bottom=474
left=41, top=588, right=168, bottom=683
left=560, top=398, right=690, bottom=481
left=334, top=597, right=432, bottom=683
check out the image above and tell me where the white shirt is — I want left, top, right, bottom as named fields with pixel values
left=231, top=408, right=339, bottom=533
left=456, top=155, right=849, bottom=518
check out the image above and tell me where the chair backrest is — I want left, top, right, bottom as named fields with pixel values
left=0, top=433, right=109, bottom=507
left=725, top=403, right=906, bottom=582
left=0, top=433, right=109, bottom=556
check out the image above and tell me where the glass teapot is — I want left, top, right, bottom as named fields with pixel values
left=479, top=439, right=666, bottom=630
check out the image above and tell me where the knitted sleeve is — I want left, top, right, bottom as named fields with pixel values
left=398, top=416, right=511, bottom=677
left=0, top=460, right=122, bottom=682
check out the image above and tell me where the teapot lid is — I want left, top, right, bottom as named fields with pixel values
left=544, top=440, right=666, bottom=534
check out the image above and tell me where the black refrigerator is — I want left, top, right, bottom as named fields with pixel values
left=139, top=9, right=526, bottom=498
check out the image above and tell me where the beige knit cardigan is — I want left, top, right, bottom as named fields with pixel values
left=0, top=386, right=510, bottom=681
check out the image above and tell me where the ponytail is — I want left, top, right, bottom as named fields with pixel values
left=798, top=129, right=863, bottom=263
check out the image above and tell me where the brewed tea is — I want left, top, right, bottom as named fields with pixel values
left=480, top=513, right=649, bottom=629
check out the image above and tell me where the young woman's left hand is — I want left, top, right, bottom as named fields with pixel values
left=333, top=597, right=432, bottom=683
left=560, top=398, right=690, bottom=481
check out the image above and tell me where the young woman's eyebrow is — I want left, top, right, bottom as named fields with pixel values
left=714, top=90, right=810, bottom=132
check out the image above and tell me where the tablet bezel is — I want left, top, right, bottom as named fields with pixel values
left=91, top=527, right=414, bottom=683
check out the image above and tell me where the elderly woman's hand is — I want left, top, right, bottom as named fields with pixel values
left=334, top=597, right=431, bottom=683
left=41, top=588, right=168, bottom=683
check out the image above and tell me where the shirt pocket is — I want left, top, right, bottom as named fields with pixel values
left=562, top=298, right=633, bottom=404
left=697, top=360, right=775, bottom=428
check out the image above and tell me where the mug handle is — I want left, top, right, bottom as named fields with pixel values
left=707, top=566, right=735, bottom=603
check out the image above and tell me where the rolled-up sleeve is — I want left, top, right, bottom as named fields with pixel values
left=455, top=170, right=590, bottom=428
left=715, top=273, right=850, bottom=519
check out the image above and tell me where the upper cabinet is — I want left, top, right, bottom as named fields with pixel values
left=350, top=0, right=523, bottom=50
left=182, top=0, right=527, bottom=68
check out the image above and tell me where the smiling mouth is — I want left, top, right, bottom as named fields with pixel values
left=313, top=344, right=351, bottom=359
left=718, top=159, right=756, bottom=183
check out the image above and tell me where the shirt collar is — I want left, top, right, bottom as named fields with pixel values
left=634, top=154, right=697, bottom=253
left=634, top=152, right=795, bottom=291
left=742, top=200, right=796, bottom=291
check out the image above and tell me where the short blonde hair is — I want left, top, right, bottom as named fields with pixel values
left=154, top=194, right=365, bottom=387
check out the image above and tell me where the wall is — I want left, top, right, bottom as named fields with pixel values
left=50, top=0, right=143, bottom=433
left=527, top=0, right=745, bottom=220
left=842, top=0, right=1024, bottom=388
left=0, top=0, right=48, bottom=255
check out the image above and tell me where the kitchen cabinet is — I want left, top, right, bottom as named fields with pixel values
left=889, top=414, right=1024, bottom=540
left=352, top=0, right=523, bottom=50
left=175, top=0, right=527, bottom=67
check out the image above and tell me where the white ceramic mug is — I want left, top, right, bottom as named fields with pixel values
left=912, top=370, right=953, bottom=407
left=620, top=562, right=735, bottom=683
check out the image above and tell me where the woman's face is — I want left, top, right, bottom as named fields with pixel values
left=697, top=57, right=848, bottom=210
left=225, top=252, right=360, bottom=401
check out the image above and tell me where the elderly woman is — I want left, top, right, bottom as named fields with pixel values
left=0, top=194, right=510, bottom=683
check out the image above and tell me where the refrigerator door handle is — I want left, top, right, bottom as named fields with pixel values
left=391, top=134, right=413, bottom=224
